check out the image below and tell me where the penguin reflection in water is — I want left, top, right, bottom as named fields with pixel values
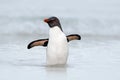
left=27, top=17, right=81, bottom=66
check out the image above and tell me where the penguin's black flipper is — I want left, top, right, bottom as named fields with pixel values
left=67, top=34, right=81, bottom=42
left=27, top=34, right=81, bottom=49
left=27, top=39, right=48, bottom=49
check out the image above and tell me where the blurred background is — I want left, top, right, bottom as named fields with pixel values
left=0, top=0, right=120, bottom=36
left=0, top=0, right=120, bottom=80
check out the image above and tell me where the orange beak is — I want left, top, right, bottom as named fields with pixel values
left=44, top=18, right=49, bottom=23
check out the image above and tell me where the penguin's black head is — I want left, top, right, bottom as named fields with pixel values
left=44, top=17, right=62, bottom=31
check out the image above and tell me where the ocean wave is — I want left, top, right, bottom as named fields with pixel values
left=0, top=16, right=120, bottom=36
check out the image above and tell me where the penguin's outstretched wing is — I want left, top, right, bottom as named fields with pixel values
left=67, top=34, right=81, bottom=42
left=27, top=34, right=81, bottom=49
left=27, top=39, right=48, bottom=49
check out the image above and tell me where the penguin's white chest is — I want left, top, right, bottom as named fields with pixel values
left=46, top=27, right=68, bottom=65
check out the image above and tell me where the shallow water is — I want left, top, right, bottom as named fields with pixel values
left=0, top=0, right=120, bottom=80
left=0, top=35, right=120, bottom=80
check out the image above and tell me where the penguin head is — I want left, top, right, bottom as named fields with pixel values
left=44, top=17, right=62, bottom=31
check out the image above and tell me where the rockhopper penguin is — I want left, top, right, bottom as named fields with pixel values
left=27, top=17, right=81, bottom=65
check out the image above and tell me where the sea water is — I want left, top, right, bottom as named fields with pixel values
left=0, top=0, right=120, bottom=80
